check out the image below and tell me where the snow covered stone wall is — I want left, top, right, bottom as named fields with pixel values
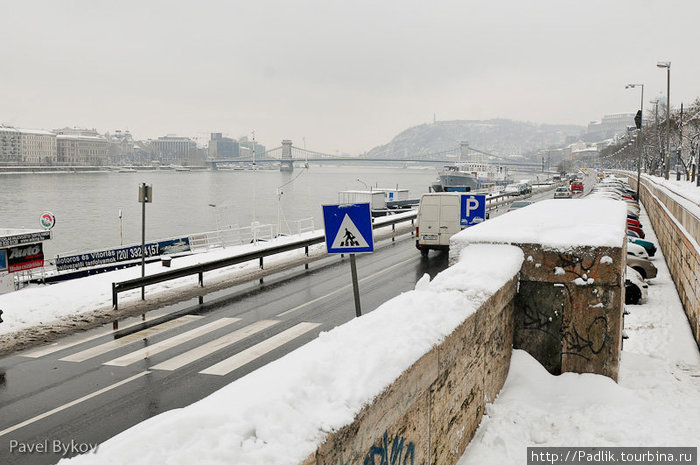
left=451, top=199, right=628, bottom=381
left=303, top=245, right=522, bottom=465
left=629, top=175, right=700, bottom=348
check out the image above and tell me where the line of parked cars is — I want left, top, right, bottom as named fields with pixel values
left=588, top=175, right=658, bottom=305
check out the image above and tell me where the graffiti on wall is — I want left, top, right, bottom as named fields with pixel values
left=363, top=431, right=415, bottom=465
left=562, top=315, right=609, bottom=360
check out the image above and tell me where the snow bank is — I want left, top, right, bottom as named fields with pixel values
left=61, top=244, right=524, bottom=465
left=451, top=198, right=628, bottom=251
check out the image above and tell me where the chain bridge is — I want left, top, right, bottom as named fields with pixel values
left=206, top=139, right=541, bottom=171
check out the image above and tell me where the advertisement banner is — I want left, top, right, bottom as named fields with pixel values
left=0, top=230, right=51, bottom=248
left=55, top=238, right=191, bottom=271
left=7, top=243, right=44, bottom=273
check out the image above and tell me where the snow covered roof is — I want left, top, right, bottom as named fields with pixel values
left=453, top=198, right=628, bottom=249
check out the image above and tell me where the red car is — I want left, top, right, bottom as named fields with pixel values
left=570, top=182, right=584, bottom=193
left=627, top=225, right=645, bottom=239
left=627, top=218, right=642, bottom=228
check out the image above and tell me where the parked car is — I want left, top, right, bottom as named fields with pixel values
left=628, top=237, right=657, bottom=257
left=625, top=266, right=648, bottom=305
left=627, top=241, right=649, bottom=259
left=554, top=187, right=572, bottom=199
left=507, top=200, right=534, bottom=212
left=627, top=225, right=645, bottom=239
left=627, top=230, right=641, bottom=238
left=627, top=255, right=657, bottom=279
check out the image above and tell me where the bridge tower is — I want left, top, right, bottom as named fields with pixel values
left=459, top=140, right=469, bottom=161
left=280, top=139, right=294, bottom=172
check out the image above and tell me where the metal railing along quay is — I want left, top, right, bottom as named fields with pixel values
left=111, top=213, right=416, bottom=309
left=110, top=186, right=557, bottom=310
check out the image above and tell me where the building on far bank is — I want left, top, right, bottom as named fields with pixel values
left=0, top=127, right=22, bottom=164
left=0, top=126, right=57, bottom=165
left=150, top=135, right=201, bottom=166
left=208, top=133, right=239, bottom=159
left=54, top=128, right=108, bottom=166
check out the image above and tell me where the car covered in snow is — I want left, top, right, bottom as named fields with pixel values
left=627, top=255, right=657, bottom=280
left=625, top=266, right=648, bottom=305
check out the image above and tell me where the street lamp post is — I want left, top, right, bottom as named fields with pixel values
left=657, top=61, right=671, bottom=179
left=626, top=83, right=644, bottom=198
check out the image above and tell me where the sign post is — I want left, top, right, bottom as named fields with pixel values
left=322, top=203, right=374, bottom=317
left=138, top=183, right=153, bottom=300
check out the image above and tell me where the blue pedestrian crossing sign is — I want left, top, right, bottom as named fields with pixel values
left=460, top=194, right=486, bottom=226
left=322, top=203, right=374, bottom=254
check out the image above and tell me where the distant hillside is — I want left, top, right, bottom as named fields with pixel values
left=366, top=119, right=584, bottom=159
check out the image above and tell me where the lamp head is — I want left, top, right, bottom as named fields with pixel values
left=656, top=61, right=671, bottom=69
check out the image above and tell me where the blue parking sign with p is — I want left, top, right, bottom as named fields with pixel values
left=460, top=194, right=486, bottom=226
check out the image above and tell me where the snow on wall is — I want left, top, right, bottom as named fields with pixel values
left=61, top=244, right=524, bottom=465
left=450, top=199, right=628, bottom=254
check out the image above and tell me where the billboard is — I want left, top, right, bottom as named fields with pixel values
left=55, top=238, right=191, bottom=271
left=7, top=243, right=44, bottom=273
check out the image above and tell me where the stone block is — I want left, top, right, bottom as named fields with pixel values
left=519, top=244, right=623, bottom=286
left=560, top=285, right=623, bottom=381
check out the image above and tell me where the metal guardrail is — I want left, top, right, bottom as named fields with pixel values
left=111, top=213, right=416, bottom=309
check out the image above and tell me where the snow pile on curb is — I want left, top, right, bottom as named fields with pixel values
left=450, top=199, right=627, bottom=258
left=61, top=244, right=524, bottom=465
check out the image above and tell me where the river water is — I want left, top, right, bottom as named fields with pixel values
left=1, top=166, right=445, bottom=258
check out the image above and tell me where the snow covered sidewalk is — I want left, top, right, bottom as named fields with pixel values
left=458, top=203, right=700, bottom=465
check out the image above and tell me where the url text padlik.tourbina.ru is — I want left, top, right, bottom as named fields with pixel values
left=9, top=439, right=99, bottom=456
left=528, top=447, right=697, bottom=464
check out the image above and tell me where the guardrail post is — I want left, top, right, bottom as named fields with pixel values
left=259, top=257, right=264, bottom=283
left=305, top=246, right=309, bottom=270
left=198, top=270, right=204, bottom=287
left=392, top=223, right=396, bottom=242
left=112, top=283, right=118, bottom=310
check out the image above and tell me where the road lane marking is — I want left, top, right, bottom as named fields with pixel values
left=0, top=371, right=150, bottom=438
left=103, top=317, right=241, bottom=367
left=20, top=319, right=151, bottom=358
left=199, top=322, right=321, bottom=376
left=276, top=256, right=416, bottom=317
left=59, top=315, right=202, bottom=363
left=151, top=319, right=280, bottom=371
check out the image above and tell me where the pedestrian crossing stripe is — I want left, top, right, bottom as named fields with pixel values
left=330, top=214, right=370, bottom=249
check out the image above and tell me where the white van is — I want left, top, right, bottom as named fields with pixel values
left=415, top=193, right=464, bottom=256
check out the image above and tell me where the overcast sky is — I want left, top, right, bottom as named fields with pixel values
left=1, top=0, right=697, bottom=154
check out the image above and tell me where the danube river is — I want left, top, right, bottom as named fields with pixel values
left=1, top=166, right=441, bottom=258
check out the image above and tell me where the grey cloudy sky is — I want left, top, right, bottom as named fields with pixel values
left=1, top=0, right=697, bottom=154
